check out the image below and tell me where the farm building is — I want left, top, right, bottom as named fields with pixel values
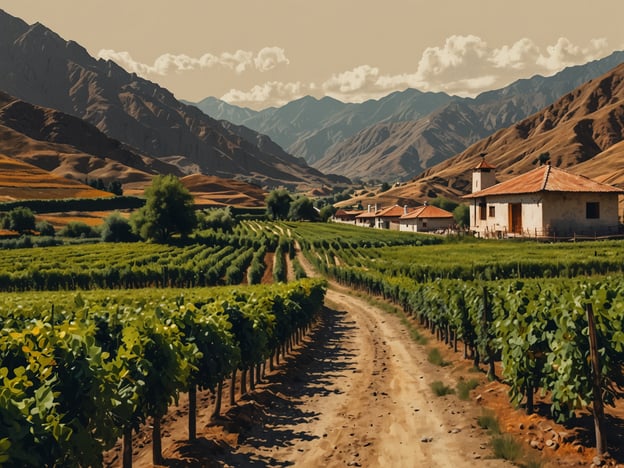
left=332, top=209, right=364, bottom=224
left=398, top=204, right=454, bottom=232
left=463, top=161, right=623, bottom=237
left=355, top=204, right=418, bottom=230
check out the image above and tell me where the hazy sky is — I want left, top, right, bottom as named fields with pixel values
left=3, top=1, right=624, bottom=109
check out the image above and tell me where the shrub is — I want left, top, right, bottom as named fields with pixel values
left=427, top=348, right=450, bottom=367
left=430, top=381, right=454, bottom=396
left=491, top=434, right=522, bottom=461
left=101, top=211, right=136, bottom=242
left=35, top=220, right=56, bottom=237
left=477, top=410, right=501, bottom=434
left=59, top=222, right=99, bottom=238
left=199, top=207, right=235, bottom=232
left=456, top=378, right=479, bottom=400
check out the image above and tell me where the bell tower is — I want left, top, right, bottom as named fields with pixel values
left=472, top=154, right=496, bottom=193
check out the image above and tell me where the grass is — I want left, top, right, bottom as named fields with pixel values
left=491, top=434, right=523, bottom=462
left=456, top=377, right=479, bottom=400
left=427, top=347, right=450, bottom=366
left=430, top=380, right=455, bottom=396
left=477, top=409, right=501, bottom=434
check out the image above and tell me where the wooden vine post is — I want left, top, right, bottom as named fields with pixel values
left=586, top=303, right=607, bottom=456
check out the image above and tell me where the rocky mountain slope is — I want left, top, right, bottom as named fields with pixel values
left=188, top=90, right=455, bottom=165
left=380, top=62, right=624, bottom=204
left=0, top=9, right=343, bottom=190
left=0, top=90, right=181, bottom=184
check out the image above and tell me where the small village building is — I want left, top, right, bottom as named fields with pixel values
left=332, top=209, right=363, bottom=224
left=398, top=204, right=454, bottom=232
left=354, top=205, right=379, bottom=228
left=463, top=161, right=623, bottom=237
left=373, top=205, right=413, bottom=230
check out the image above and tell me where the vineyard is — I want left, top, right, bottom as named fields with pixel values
left=1, top=219, right=624, bottom=465
left=0, top=219, right=330, bottom=466
left=283, top=221, right=624, bottom=457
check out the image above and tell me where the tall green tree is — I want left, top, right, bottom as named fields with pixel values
left=288, top=196, right=318, bottom=221
left=453, top=204, right=470, bottom=228
left=131, top=175, right=196, bottom=242
left=265, top=189, right=292, bottom=220
left=4, top=207, right=36, bottom=233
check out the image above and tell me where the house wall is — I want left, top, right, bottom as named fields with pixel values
left=399, top=218, right=453, bottom=232
left=541, top=192, right=620, bottom=235
left=469, top=194, right=543, bottom=235
left=469, top=192, right=621, bottom=236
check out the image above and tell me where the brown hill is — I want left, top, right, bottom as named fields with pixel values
left=0, top=90, right=181, bottom=184
left=180, top=174, right=266, bottom=208
left=0, top=9, right=346, bottom=190
left=377, top=62, right=624, bottom=205
left=0, top=153, right=111, bottom=201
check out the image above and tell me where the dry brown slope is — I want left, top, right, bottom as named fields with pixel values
left=0, top=153, right=111, bottom=201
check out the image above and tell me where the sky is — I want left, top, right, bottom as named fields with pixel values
left=3, top=1, right=624, bottom=110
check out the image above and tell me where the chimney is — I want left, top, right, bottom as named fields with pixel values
left=367, top=204, right=371, bottom=213
left=374, top=203, right=378, bottom=212
left=403, top=204, right=408, bottom=215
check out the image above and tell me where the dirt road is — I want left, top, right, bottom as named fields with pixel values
left=111, top=251, right=513, bottom=466
left=161, top=284, right=510, bottom=467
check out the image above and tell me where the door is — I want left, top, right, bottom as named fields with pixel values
left=508, top=203, right=522, bottom=234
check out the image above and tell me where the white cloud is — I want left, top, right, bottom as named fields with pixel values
left=318, top=36, right=613, bottom=102
left=536, top=37, right=610, bottom=71
left=97, top=47, right=289, bottom=76
left=322, top=65, right=381, bottom=94
left=221, top=81, right=311, bottom=107
left=254, top=47, right=290, bottom=72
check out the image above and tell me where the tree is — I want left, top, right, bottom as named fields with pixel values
left=130, top=175, right=196, bottom=242
left=453, top=204, right=470, bottom=228
left=35, top=220, right=55, bottom=237
left=59, top=222, right=99, bottom=238
left=430, top=196, right=459, bottom=213
left=265, top=189, right=292, bottom=220
left=288, top=196, right=318, bottom=221
left=6, top=207, right=36, bottom=233
left=101, top=211, right=136, bottom=242
left=380, top=182, right=391, bottom=192
left=107, top=181, right=123, bottom=196
left=319, top=204, right=337, bottom=222
left=199, top=207, right=235, bottom=232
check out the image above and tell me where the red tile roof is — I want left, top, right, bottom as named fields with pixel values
left=355, top=210, right=379, bottom=219
left=376, top=205, right=409, bottom=218
left=400, top=205, right=453, bottom=219
left=464, top=165, right=624, bottom=198
left=475, top=158, right=496, bottom=170
left=355, top=205, right=415, bottom=218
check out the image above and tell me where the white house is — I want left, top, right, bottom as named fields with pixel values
left=398, top=205, right=454, bottom=232
left=463, top=161, right=623, bottom=237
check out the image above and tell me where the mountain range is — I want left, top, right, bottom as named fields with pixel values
left=190, top=52, right=624, bottom=183
left=0, top=7, right=623, bottom=212
left=0, top=9, right=345, bottom=191
left=348, top=62, right=624, bottom=209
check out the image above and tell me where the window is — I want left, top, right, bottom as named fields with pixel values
left=488, top=206, right=495, bottom=217
left=479, top=201, right=487, bottom=220
left=586, top=202, right=600, bottom=219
